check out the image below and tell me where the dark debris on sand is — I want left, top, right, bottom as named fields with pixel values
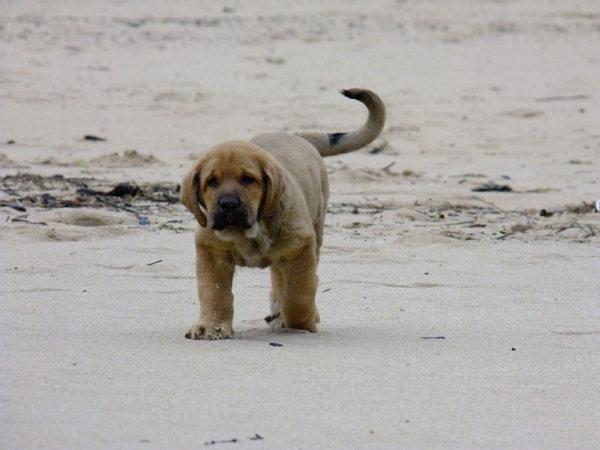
left=0, top=173, right=180, bottom=214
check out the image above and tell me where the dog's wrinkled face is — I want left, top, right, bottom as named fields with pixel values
left=180, top=141, right=285, bottom=233
left=201, top=149, right=263, bottom=231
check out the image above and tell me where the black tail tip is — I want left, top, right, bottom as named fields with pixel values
left=340, top=88, right=373, bottom=103
left=340, top=88, right=364, bottom=100
left=340, top=88, right=381, bottom=105
left=340, top=88, right=371, bottom=100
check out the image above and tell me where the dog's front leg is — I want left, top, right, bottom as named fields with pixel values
left=185, top=245, right=235, bottom=340
left=278, top=244, right=320, bottom=333
left=264, top=266, right=285, bottom=328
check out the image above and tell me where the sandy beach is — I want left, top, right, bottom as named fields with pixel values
left=1, top=1, right=599, bottom=448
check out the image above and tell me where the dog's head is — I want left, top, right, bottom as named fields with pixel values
left=180, top=141, right=285, bottom=232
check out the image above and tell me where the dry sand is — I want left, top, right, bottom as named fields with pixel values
left=1, top=0, right=599, bottom=448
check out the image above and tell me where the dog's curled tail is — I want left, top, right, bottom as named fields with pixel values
left=295, top=88, right=386, bottom=157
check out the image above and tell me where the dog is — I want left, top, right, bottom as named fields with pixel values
left=180, top=88, right=385, bottom=339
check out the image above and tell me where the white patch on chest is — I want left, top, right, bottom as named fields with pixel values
left=214, top=223, right=272, bottom=267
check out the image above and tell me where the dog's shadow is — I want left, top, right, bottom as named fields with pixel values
left=234, top=318, right=312, bottom=341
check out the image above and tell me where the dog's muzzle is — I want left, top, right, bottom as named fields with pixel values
left=210, top=194, right=253, bottom=231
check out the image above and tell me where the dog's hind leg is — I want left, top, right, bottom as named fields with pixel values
left=278, top=244, right=319, bottom=333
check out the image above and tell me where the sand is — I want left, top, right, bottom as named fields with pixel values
left=1, top=0, right=599, bottom=448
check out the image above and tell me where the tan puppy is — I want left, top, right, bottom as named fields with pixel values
left=180, top=89, right=385, bottom=340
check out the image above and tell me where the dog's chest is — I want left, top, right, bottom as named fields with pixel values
left=215, top=228, right=274, bottom=268
left=231, top=239, right=273, bottom=268
left=233, top=249, right=270, bottom=268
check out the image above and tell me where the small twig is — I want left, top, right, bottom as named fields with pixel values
left=534, top=94, right=589, bottom=102
left=11, top=216, right=47, bottom=225
left=556, top=224, right=577, bottom=234
left=444, top=219, right=478, bottom=227
left=575, top=223, right=596, bottom=238
left=586, top=225, right=597, bottom=237
left=495, top=231, right=515, bottom=240
left=147, top=260, right=163, bottom=266
left=380, top=161, right=396, bottom=172
left=84, top=134, right=106, bottom=141
left=94, top=196, right=137, bottom=213
left=415, top=210, right=438, bottom=219
left=205, top=438, right=238, bottom=446
left=469, top=196, right=506, bottom=212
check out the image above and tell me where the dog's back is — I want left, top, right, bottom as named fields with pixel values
left=250, top=133, right=329, bottom=231
left=250, top=88, right=385, bottom=254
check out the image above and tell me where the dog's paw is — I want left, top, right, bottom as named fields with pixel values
left=185, top=322, right=234, bottom=340
left=264, top=312, right=285, bottom=329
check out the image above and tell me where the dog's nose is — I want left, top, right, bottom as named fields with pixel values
left=218, top=195, right=240, bottom=211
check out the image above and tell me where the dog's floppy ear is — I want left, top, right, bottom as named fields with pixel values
left=258, top=154, right=285, bottom=221
left=180, top=161, right=207, bottom=227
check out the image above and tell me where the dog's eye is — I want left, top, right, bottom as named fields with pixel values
left=241, top=174, right=256, bottom=186
left=206, top=177, right=219, bottom=188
